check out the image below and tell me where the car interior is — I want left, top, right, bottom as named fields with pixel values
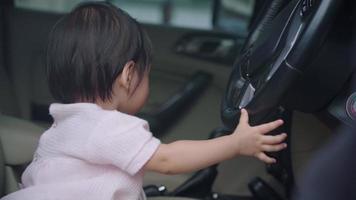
left=0, top=0, right=355, bottom=200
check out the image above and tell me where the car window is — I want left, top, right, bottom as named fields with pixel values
left=14, top=0, right=254, bottom=33
left=215, top=0, right=255, bottom=35
left=14, top=0, right=99, bottom=13
left=108, top=0, right=213, bottom=30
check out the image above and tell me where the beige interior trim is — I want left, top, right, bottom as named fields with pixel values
left=0, top=115, right=43, bottom=165
left=4, top=166, right=19, bottom=195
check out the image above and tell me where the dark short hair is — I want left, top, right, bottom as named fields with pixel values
left=46, top=2, right=152, bottom=103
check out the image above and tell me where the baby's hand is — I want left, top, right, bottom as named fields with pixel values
left=232, top=109, right=287, bottom=164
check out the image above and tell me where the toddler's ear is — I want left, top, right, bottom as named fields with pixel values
left=119, top=60, right=136, bottom=92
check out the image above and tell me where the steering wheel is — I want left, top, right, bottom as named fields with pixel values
left=221, top=0, right=342, bottom=129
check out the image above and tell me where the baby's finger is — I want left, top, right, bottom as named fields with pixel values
left=256, top=152, right=276, bottom=164
left=261, top=133, right=287, bottom=144
left=239, top=109, right=249, bottom=124
left=256, top=119, right=284, bottom=134
left=261, top=143, right=287, bottom=152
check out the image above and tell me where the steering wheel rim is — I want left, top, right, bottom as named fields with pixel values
left=221, top=0, right=342, bottom=129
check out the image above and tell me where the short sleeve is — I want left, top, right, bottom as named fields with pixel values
left=86, top=115, right=160, bottom=175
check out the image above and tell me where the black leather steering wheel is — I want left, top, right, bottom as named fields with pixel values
left=221, top=0, right=342, bottom=129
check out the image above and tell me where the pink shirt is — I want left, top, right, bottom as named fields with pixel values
left=2, top=103, right=160, bottom=200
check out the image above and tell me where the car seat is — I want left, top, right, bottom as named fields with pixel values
left=0, top=114, right=43, bottom=195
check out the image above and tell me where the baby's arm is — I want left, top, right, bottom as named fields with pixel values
left=144, top=109, right=287, bottom=175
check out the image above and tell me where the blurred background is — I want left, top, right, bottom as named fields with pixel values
left=14, top=0, right=254, bottom=33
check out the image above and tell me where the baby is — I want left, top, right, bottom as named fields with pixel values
left=2, top=2, right=287, bottom=200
